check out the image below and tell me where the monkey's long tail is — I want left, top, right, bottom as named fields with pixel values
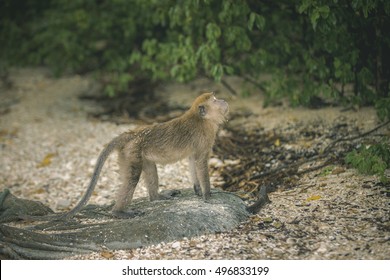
left=19, top=133, right=130, bottom=221
left=58, top=135, right=124, bottom=219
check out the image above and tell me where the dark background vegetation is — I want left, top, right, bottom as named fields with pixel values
left=1, top=0, right=389, bottom=117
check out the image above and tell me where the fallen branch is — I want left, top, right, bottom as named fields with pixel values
left=221, top=79, right=238, bottom=96
left=323, top=119, right=390, bottom=153
left=246, top=185, right=270, bottom=214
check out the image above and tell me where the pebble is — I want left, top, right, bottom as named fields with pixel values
left=56, top=199, right=72, bottom=209
left=171, top=241, right=181, bottom=249
left=209, top=158, right=223, bottom=168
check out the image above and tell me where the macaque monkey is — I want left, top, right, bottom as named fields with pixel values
left=23, top=92, right=229, bottom=220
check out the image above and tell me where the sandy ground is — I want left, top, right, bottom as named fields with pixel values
left=0, top=68, right=389, bottom=259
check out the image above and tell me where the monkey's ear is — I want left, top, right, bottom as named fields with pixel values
left=198, top=105, right=207, bottom=117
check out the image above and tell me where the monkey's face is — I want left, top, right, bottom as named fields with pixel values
left=212, top=95, right=229, bottom=116
left=199, top=93, right=229, bottom=124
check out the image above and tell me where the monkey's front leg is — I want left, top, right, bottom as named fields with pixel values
left=143, top=159, right=178, bottom=201
left=193, top=156, right=211, bottom=201
left=189, top=156, right=202, bottom=196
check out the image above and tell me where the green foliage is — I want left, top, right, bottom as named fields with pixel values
left=319, top=165, right=335, bottom=177
left=345, top=142, right=390, bottom=182
left=294, top=0, right=390, bottom=113
left=375, top=98, right=390, bottom=121
left=0, top=0, right=389, bottom=118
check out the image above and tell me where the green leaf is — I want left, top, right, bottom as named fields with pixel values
left=248, top=12, right=265, bottom=31
left=206, top=23, right=221, bottom=41
left=298, top=0, right=312, bottom=14
left=105, top=85, right=116, bottom=97
left=255, top=14, right=266, bottom=30
left=224, top=65, right=234, bottom=75
left=318, top=5, right=330, bottom=18
left=211, top=64, right=224, bottom=81
left=310, top=10, right=320, bottom=29
left=248, top=12, right=256, bottom=31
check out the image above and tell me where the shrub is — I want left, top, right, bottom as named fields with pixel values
left=345, top=142, right=390, bottom=182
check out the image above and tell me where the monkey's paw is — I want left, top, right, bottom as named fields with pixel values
left=151, top=190, right=181, bottom=201
left=193, top=184, right=202, bottom=196
left=160, top=189, right=181, bottom=198
left=111, top=209, right=144, bottom=219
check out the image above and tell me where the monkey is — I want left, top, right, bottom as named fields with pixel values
left=21, top=92, right=229, bottom=220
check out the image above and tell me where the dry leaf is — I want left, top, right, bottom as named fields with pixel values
left=332, top=167, right=345, bottom=175
left=250, top=216, right=262, bottom=223
left=0, top=128, right=19, bottom=141
left=274, top=138, right=281, bottom=147
left=273, top=221, right=283, bottom=229
left=30, top=188, right=46, bottom=194
left=36, top=153, right=56, bottom=168
left=306, top=195, right=321, bottom=202
left=100, top=251, right=114, bottom=259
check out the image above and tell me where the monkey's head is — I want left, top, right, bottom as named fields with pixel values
left=193, top=92, right=229, bottom=125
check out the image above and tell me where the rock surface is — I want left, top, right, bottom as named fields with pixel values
left=0, top=189, right=249, bottom=259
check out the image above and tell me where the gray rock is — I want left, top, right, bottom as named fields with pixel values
left=0, top=188, right=249, bottom=259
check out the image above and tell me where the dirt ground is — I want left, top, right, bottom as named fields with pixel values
left=0, top=68, right=389, bottom=259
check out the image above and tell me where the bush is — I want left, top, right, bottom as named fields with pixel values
left=345, top=142, right=390, bottom=182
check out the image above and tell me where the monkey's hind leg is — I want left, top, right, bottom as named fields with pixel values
left=112, top=153, right=143, bottom=219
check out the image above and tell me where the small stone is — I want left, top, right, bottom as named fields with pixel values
left=224, top=159, right=241, bottom=165
left=209, top=158, right=223, bottom=168
left=56, top=199, right=72, bottom=209
left=171, top=241, right=181, bottom=249
left=316, top=243, right=328, bottom=253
